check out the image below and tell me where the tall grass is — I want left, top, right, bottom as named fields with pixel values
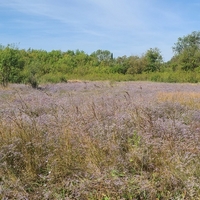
left=0, top=82, right=200, bottom=199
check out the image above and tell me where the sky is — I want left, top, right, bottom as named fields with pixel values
left=0, top=0, right=200, bottom=61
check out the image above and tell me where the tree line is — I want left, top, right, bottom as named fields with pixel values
left=1, top=31, right=200, bottom=88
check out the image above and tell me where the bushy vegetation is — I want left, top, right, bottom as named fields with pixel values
left=0, top=81, right=200, bottom=199
left=1, top=31, right=200, bottom=87
left=1, top=31, right=200, bottom=199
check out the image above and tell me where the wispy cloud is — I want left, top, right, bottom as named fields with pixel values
left=0, top=0, right=199, bottom=60
left=1, top=0, right=151, bottom=31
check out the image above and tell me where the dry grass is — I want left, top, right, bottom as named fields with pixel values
left=157, top=91, right=200, bottom=109
left=0, top=82, right=200, bottom=199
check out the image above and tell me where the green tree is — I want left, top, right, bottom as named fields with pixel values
left=57, top=51, right=77, bottom=74
left=173, top=31, right=200, bottom=55
left=126, top=56, right=146, bottom=74
left=144, top=48, right=163, bottom=72
left=179, top=47, right=200, bottom=71
left=173, top=31, right=200, bottom=71
left=110, top=56, right=128, bottom=74
left=22, top=61, right=42, bottom=88
left=91, top=50, right=113, bottom=66
left=0, top=44, right=21, bottom=87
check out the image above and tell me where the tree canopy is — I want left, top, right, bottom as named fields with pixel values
left=173, top=31, right=200, bottom=55
left=172, top=31, right=200, bottom=71
left=1, top=31, right=200, bottom=87
left=144, top=48, right=163, bottom=72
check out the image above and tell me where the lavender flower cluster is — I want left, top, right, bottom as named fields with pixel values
left=0, top=81, right=200, bottom=199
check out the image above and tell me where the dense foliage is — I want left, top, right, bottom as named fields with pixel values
left=1, top=31, right=200, bottom=87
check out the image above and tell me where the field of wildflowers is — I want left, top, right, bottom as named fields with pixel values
left=0, top=81, right=200, bottom=199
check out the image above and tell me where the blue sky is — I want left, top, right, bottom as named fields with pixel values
left=0, top=0, right=200, bottom=61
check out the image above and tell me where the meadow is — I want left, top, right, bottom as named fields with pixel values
left=0, top=81, right=200, bottom=199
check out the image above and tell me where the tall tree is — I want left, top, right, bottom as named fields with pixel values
left=144, top=48, right=163, bottom=72
left=173, top=31, right=200, bottom=71
left=0, top=44, right=21, bottom=87
left=91, top=50, right=113, bottom=66
left=173, top=31, right=200, bottom=55
left=126, top=56, right=146, bottom=74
